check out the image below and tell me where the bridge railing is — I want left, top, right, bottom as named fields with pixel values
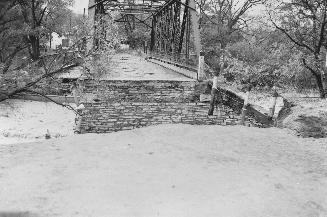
left=149, top=0, right=201, bottom=69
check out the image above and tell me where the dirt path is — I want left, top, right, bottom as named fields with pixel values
left=0, top=125, right=326, bottom=217
left=101, top=53, right=193, bottom=81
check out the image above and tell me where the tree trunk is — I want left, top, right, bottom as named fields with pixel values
left=302, top=58, right=326, bottom=99
left=314, top=72, right=326, bottom=98
left=30, top=35, right=40, bottom=60
left=322, top=68, right=327, bottom=95
left=50, top=34, right=52, bottom=50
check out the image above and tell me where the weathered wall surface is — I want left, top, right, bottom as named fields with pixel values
left=80, top=102, right=240, bottom=133
left=79, top=80, right=253, bottom=133
left=215, top=87, right=272, bottom=126
left=82, top=80, right=197, bottom=102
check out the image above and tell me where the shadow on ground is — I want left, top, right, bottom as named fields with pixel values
left=0, top=212, right=38, bottom=217
left=294, top=115, right=327, bottom=138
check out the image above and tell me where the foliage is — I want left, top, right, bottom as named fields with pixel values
left=93, top=13, right=123, bottom=51
left=84, top=13, right=122, bottom=80
left=218, top=28, right=319, bottom=91
left=0, top=3, right=121, bottom=103
left=199, top=0, right=327, bottom=97
left=0, top=0, right=75, bottom=72
left=198, top=0, right=265, bottom=78
left=0, top=1, right=29, bottom=72
left=0, top=0, right=76, bottom=74
left=126, top=27, right=151, bottom=49
left=268, top=0, right=327, bottom=98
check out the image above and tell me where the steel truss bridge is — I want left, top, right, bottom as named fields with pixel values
left=88, top=0, right=204, bottom=80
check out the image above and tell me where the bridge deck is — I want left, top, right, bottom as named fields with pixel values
left=100, top=53, right=194, bottom=81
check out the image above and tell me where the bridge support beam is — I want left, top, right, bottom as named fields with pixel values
left=87, top=0, right=96, bottom=52
left=150, top=0, right=201, bottom=69
left=189, top=0, right=204, bottom=80
left=189, top=0, right=200, bottom=58
left=87, top=0, right=107, bottom=52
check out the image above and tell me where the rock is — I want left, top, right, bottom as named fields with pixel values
left=45, top=129, right=51, bottom=139
left=77, top=104, right=85, bottom=110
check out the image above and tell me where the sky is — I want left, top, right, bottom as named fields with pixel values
left=72, top=0, right=89, bottom=14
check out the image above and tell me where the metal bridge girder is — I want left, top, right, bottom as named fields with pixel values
left=87, top=0, right=201, bottom=71
left=150, top=0, right=200, bottom=67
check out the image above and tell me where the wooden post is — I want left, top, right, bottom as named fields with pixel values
left=74, top=104, right=85, bottom=134
left=75, top=116, right=82, bottom=134
left=269, top=86, right=278, bottom=119
left=74, top=78, right=85, bottom=134
left=323, top=50, right=327, bottom=93
left=71, top=83, right=79, bottom=106
left=208, top=76, right=219, bottom=115
left=198, top=51, right=205, bottom=80
left=240, top=86, right=251, bottom=125
left=208, top=47, right=224, bottom=115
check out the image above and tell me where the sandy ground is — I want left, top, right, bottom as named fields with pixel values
left=0, top=124, right=326, bottom=217
left=0, top=100, right=76, bottom=144
left=101, top=53, right=193, bottom=81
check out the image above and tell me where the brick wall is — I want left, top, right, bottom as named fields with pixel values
left=79, top=80, right=257, bottom=134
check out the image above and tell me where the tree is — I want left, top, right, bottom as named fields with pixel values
left=120, top=14, right=151, bottom=49
left=0, top=10, right=121, bottom=104
left=93, top=12, right=122, bottom=51
left=269, top=0, right=327, bottom=98
left=18, top=0, right=74, bottom=60
left=0, top=0, right=80, bottom=103
left=0, top=0, right=28, bottom=74
left=225, top=27, right=308, bottom=89
left=0, top=47, right=82, bottom=103
left=197, top=0, right=265, bottom=114
left=0, top=0, right=74, bottom=78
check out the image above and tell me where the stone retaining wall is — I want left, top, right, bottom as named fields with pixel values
left=80, top=102, right=240, bottom=133
left=79, top=79, right=255, bottom=133
left=216, top=86, right=271, bottom=126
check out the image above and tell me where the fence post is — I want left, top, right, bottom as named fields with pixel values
left=269, top=86, right=278, bottom=119
left=240, top=85, right=251, bottom=125
left=198, top=51, right=205, bottom=80
left=208, top=76, right=219, bottom=115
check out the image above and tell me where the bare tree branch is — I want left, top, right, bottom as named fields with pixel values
left=24, top=89, right=81, bottom=115
left=0, top=63, right=78, bottom=102
left=270, top=18, right=315, bottom=53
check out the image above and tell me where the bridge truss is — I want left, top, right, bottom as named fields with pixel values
left=89, top=0, right=202, bottom=68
